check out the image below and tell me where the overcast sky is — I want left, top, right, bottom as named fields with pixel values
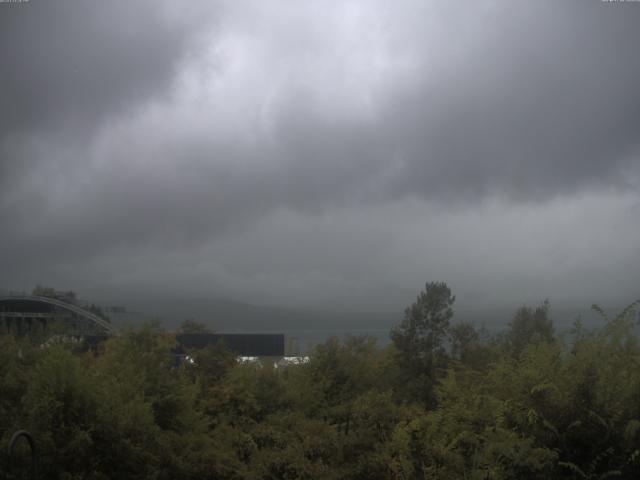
left=1, top=0, right=639, bottom=318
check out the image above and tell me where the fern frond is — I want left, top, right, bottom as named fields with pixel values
left=567, top=420, right=582, bottom=431
left=589, top=446, right=615, bottom=472
left=558, top=461, right=587, bottom=478
left=614, top=300, right=640, bottom=322
left=587, top=409, right=610, bottom=433
left=591, top=304, right=609, bottom=322
left=598, top=470, right=622, bottom=479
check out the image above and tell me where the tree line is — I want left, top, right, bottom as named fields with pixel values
left=1, top=282, right=639, bottom=479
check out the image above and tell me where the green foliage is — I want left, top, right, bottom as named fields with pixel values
left=449, top=321, right=494, bottom=369
left=2, top=296, right=640, bottom=479
left=390, top=281, right=455, bottom=406
left=507, top=299, right=555, bottom=355
left=179, top=318, right=213, bottom=333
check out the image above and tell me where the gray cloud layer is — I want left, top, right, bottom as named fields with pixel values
left=1, top=0, right=639, bottom=317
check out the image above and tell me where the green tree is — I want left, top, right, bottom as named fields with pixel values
left=179, top=318, right=212, bottom=333
left=390, top=281, right=455, bottom=406
left=449, top=322, right=494, bottom=369
left=507, top=300, right=555, bottom=355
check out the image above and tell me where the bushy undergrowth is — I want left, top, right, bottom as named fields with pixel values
left=1, top=295, right=640, bottom=479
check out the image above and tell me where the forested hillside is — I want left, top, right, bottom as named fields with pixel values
left=1, top=283, right=639, bottom=479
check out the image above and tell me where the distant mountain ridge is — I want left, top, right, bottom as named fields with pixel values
left=110, top=296, right=399, bottom=332
left=3, top=287, right=616, bottom=335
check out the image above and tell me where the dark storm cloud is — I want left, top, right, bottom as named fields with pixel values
left=383, top=1, right=640, bottom=202
left=0, top=0, right=217, bottom=133
left=0, top=0, right=220, bottom=217
left=1, top=0, right=639, bottom=311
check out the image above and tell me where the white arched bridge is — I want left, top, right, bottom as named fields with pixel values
left=0, top=294, right=116, bottom=335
